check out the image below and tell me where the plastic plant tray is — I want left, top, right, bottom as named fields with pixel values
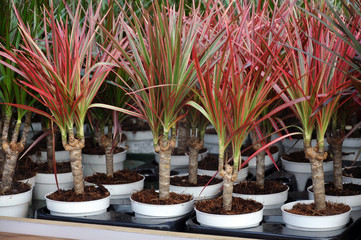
left=36, top=204, right=193, bottom=232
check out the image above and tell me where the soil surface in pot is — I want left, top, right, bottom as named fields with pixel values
left=343, top=166, right=361, bottom=178
left=309, top=183, right=361, bottom=196
left=13, top=156, right=37, bottom=181
left=233, top=180, right=287, bottom=195
left=198, top=155, right=248, bottom=170
left=31, top=131, right=65, bottom=152
left=242, top=146, right=278, bottom=157
left=122, top=117, right=151, bottom=132
left=195, top=196, right=263, bottom=215
left=131, top=189, right=192, bottom=205
left=36, top=162, right=71, bottom=174
left=169, top=147, right=207, bottom=156
left=82, top=140, right=125, bottom=155
left=170, top=175, right=222, bottom=187
left=85, top=170, right=143, bottom=184
left=285, top=202, right=350, bottom=216
left=205, top=128, right=217, bottom=135
left=282, top=150, right=332, bottom=163
left=0, top=156, right=37, bottom=181
left=0, top=182, right=31, bottom=196
left=47, top=185, right=110, bottom=202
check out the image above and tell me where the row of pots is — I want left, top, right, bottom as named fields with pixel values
left=204, top=132, right=361, bottom=162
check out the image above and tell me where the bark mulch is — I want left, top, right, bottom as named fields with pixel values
left=242, top=146, right=278, bottom=157
left=85, top=169, right=143, bottom=185
left=13, top=156, right=37, bottom=181
left=82, top=139, right=125, bottom=155
left=122, top=117, right=151, bottom=132
left=233, top=181, right=288, bottom=195
left=0, top=182, right=31, bottom=196
left=198, top=155, right=248, bottom=171
left=131, top=189, right=193, bottom=205
left=35, top=161, right=71, bottom=174
left=46, top=185, right=110, bottom=202
left=285, top=202, right=350, bottom=216
left=282, top=150, right=333, bottom=163
left=170, top=175, right=222, bottom=187
left=343, top=166, right=361, bottom=179
left=195, top=196, right=263, bottom=215
left=308, top=182, right=361, bottom=196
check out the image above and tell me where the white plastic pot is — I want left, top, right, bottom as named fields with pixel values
left=281, top=200, right=351, bottom=231
left=18, top=175, right=36, bottom=189
left=130, top=195, right=194, bottom=218
left=307, top=185, right=361, bottom=211
left=197, top=165, right=249, bottom=183
left=281, top=157, right=333, bottom=191
left=204, top=133, right=219, bottom=154
left=86, top=175, right=145, bottom=204
left=233, top=185, right=289, bottom=209
left=283, top=139, right=328, bottom=154
left=30, top=150, right=70, bottom=164
left=123, top=130, right=154, bottom=153
left=195, top=205, right=264, bottom=229
left=33, top=172, right=74, bottom=200
left=169, top=175, right=223, bottom=200
left=82, top=149, right=127, bottom=177
left=342, top=166, right=361, bottom=185
left=342, top=138, right=361, bottom=161
left=0, top=187, right=33, bottom=218
left=154, top=149, right=208, bottom=170
left=45, top=191, right=110, bottom=217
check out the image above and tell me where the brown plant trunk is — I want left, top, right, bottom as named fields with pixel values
left=305, top=146, right=326, bottom=211
left=188, top=137, right=203, bottom=184
left=0, top=112, right=31, bottom=193
left=251, top=130, right=266, bottom=188
left=221, top=164, right=234, bottom=212
left=102, top=136, right=114, bottom=178
left=64, top=137, right=85, bottom=195
left=158, top=137, right=175, bottom=200
left=328, top=137, right=343, bottom=190
left=46, top=131, right=54, bottom=171
left=177, top=117, right=189, bottom=154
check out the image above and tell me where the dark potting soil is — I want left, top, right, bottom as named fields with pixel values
left=233, top=181, right=288, bottom=195
left=308, top=182, right=361, bottom=196
left=170, top=175, right=222, bottom=187
left=343, top=166, right=361, bottom=178
left=85, top=170, right=143, bottom=185
left=241, top=146, right=278, bottom=157
left=198, top=155, right=248, bottom=171
left=82, top=139, right=125, bottom=155
left=13, top=156, right=37, bottom=181
left=195, top=196, right=263, bottom=215
left=282, top=150, right=332, bottom=163
left=47, top=185, right=110, bottom=202
left=31, top=131, right=65, bottom=152
left=285, top=202, right=350, bottom=216
left=122, top=117, right=151, bottom=132
left=36, top=161, right=71, bottom=174
left=205, top=128, right=217, bottom=135
left=171, top=147, right=207, bottom=156
left=0, top=182, right=31, bottom=196
left=131, top=189, right=193, bottom=205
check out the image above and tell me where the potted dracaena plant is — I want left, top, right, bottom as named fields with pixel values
left=95, top=0, right=225, bottom=218
left=278, top=1, right=357, bottom=230
left=0, top=0, right=45, bottom=218
left=83, top=4, right=145, bottom=200
left=321, top=0, right=361, bottom=186
left=0, top=1, right=118, bottom=217
left=188, top=0, right=297, bottom=229
left=169, top=93, right=223, bottom=200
